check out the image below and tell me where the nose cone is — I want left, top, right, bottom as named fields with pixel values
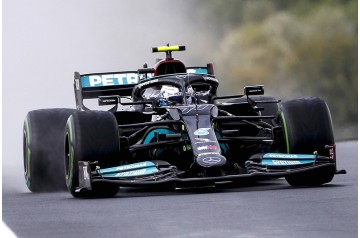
left=196, top=153, right=227, bottom=168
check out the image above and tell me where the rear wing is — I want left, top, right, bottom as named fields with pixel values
left=138, top=64, right=215, bottom=80
left=74, top=64, right=215, bottom=110
left=187, top=65, right=214, bottom=75
left=74, top=71, right=139, bottom=110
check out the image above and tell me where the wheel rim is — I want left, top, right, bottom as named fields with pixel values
left=23, top=129, right=29, bottom=176
left=64, top=132, right=70, bottom=179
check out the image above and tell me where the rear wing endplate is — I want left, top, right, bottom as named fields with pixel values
left=74, top=71, right=139, bottom=110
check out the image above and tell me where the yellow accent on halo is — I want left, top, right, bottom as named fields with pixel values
left=152, top=45, right=185, bottom=53
left=157, top=46, right=179, bottom=52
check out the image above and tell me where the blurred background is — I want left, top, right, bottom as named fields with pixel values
left=194, top=0, right=357, bottom=141
left=3, top=0, right=357, bottom=191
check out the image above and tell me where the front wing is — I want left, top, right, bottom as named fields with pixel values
left=75, top=153, right=346, bottom=193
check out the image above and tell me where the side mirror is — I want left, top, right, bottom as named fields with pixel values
left=244, top=85, right=264, bottom=96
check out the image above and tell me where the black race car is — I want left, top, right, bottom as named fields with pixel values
left=23, top=45, right=346, bottom=198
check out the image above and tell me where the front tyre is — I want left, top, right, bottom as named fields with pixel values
left=65, top=111, right=120, bottom=198
left=279, top=97, right=336, bottom=186
left=23, top=108, right=77, bottom=192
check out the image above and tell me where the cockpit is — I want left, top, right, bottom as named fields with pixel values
left=140, top=84, right=211, bottom=106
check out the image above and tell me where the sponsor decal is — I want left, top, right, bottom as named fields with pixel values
left=199, top=152, right=220, bottom=156
left=195, top=141, right=217, bottom=144
left=327, top=144, right=336, bottom=160
left=101, top=166, right=159, bottom=178
left=82, top=166, right=90, bottom=180
left=197, top=145, right=218, bottom=151
left=116, top=169, right=147, bottom=177
left=75, top=79, right=80, bottom=90
left=137, top=79, right=159, bottom=88
left=183, top=145, right=192, bottom=151
left=261, top=158, right=315, bottom=166
left=264, top=153, right=316, bottom=160
left=78, top=162, right=92, bottom=189
left=187, top=69, right=196, bottom=74
left=248, top=89, right=262, bottom=93
left=102, top=99, right=117, bottom=103
left=99, top=162, right=154, bottom=174
left=194, top=128, right=211, bottom=136
left=269, top=154, right=298, bottom=159
left=198, top=146, right=207, bottom=150
left=81, top=73, right=138, bottom=88
left=116, top=162, right=148, bottom=171
left=198, top=146, right=207, bottom=151
left=187, top=68, right=208, bottom=74
left=272, top=160, right=301, bottom=165
left=195, top=138, right=211, bottom=142
left=179, top=104, right=212, bottom=114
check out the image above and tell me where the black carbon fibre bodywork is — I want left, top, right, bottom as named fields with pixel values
left=70, top=46, right=346, bottom=195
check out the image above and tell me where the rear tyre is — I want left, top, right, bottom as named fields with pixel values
left=65, top=111, right=120, bottom=198
left=23, top=108, right=77, bottom=192
left=279, top=97, right=335, bottom=186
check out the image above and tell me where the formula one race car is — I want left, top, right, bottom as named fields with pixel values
left=23, top=45, right=346, bottom=197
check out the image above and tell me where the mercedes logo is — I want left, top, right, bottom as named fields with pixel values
left=202, top=157, right=221, bottom=164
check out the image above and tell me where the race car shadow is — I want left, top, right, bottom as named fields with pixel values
left=113, top=179, right=345, bottom=199
left=49, top=178, right=345, bottom=200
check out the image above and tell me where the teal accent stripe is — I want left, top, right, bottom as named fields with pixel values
left=187, top=68, right=208, bottom=74
left=215, top=131, right=228, bottom=154
left=98, top=161, right=156, bottom=174
left=262, top=159, right=315, bottom=166
left=81, top=73, right=138, bottom=88
left=263, top=153, right=316, bottom=160
left=101, top=167, right=159, bottom=178
left=262, top=153, right=316, bottom=166
left=143, top=129, right=175, bottom=144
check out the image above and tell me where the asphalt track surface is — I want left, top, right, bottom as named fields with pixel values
left=3, top=141, right=357, bottom=238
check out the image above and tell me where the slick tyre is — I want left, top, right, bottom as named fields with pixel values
left=65, top=111, right=120, bottom=198
left=23, top=108, right=77, bottom=192
left=279, top=97, right=335, bottom=186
